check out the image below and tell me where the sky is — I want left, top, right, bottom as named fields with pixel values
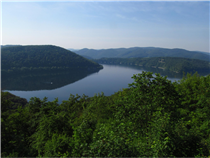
left=1, top=0, right=209, bottom=52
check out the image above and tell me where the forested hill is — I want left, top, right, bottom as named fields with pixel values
left=76, top=47, right=210, bottom=61
left=1, top=45, right=103, bottom=71
left=93, top=57, right=210, bottom=73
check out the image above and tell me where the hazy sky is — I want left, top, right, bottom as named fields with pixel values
left=1, top=1, right=209, bottom=52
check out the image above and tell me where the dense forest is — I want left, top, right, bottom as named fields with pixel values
left=93, top=57, right=210, bottom=73
left=2, top=71, right=210, bottom=157
left=76, top=47, right=210, bottom=61
left=1, top=45, right=103, bottom=72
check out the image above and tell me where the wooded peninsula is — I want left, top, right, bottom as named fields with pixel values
left=93, top=57, right=210, bottom=73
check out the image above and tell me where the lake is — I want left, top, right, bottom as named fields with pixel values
left=3, top=64, right=208, bottom=104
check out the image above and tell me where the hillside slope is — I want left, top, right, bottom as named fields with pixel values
left=1, top=45, right=103, bottom=71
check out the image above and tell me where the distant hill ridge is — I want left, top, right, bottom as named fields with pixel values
left=75, top=47, right=210, bottom=61
left=1, top=45, right=103, bottom=71
left=1, top=45, right=22, bottom=48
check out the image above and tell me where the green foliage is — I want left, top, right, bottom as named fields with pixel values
left=42, top=133, right=72, bottom=157
left=1, top=71, right=210, bottom=157
left=172, top=72, right=210, bottom=156
left=99, top=71, right=182, bottom=157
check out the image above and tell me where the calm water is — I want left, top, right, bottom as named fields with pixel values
left=3, top=64, right=207, bottom=104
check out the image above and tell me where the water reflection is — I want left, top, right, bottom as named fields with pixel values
left=2, top=68, right=102, bottom=91
left=2, top=64, right=209, bottom=103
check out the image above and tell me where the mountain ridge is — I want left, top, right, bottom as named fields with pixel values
left=75, top=47, right=210, bottom=61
